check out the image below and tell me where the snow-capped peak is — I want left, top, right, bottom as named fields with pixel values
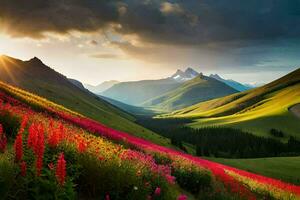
left=171, top=68, right=199, bottom=82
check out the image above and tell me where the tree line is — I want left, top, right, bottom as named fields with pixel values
left=138, top=118, right=300, bottom=158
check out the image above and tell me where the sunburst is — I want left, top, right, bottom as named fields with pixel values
left=0, top=55, right=19, bottom=84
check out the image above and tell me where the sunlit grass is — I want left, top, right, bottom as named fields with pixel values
left=188, top=84, right=300, bottom=138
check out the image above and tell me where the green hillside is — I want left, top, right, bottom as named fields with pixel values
left=161, top=68, right=300, bottom=138
left=0, top=55, right=171, bottom=147
left=144, top=75, right=238, bottom=111
left=102, top=78, right=181, bottom=105
left=208, top=157, right=300, bottom=185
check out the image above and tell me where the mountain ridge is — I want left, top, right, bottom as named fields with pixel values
left=102, top=77, right=181, bottom=105
left=209, top=74, right=252, bottom=91
left=85, top=80, right=119, bottom=94
left=171, top=67, right=199, bottom=82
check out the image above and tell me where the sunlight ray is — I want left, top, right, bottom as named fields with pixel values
left=0, top=55, right=18, bottom=84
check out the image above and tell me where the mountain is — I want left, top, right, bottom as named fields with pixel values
left=209, top=74, right=252, bottom=91
left=68, top=78, right=86, bottom=90
left=85, top=80, right=119, bottom=94
left=244, top=82, right=265, bottom=88
left=171, top=67, right=199, bottom=82
left=162, top=68, right=300, bottom=138
left=143, top=74, right=238, bottom=111
left=102, top=78, right=181, bottom=105
left=0, top=55, right=171, bottom=146
left=100, top=95, right=156, bottom=117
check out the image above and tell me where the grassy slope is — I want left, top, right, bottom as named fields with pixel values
left=100, top=95, right=158, bottom=117
left=208, top=157, right=300, bottom=185
left=143, top=75, right=238, bottom=111
left=161, top=68, right=300, bottom=138
left=0, top=55, right=172, bottom=147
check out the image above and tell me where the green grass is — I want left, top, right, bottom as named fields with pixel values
left=189, top=84, right=300, bottom=139
left=207, top=157, right=300, bottom=185
left=0, top=55, right=172, bottom=147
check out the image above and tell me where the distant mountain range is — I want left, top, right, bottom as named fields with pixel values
left=209, top=74, right=252, bottom=91
left=100, top=68, right=249, bottom=110
left=85, top=80, right=119, bottom=94
left=102, top=78, right=181, bottom=105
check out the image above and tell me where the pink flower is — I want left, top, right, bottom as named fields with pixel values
left=0, top=124, right=3, bottom=136
left=154, top=187, right=161, bottom=196
left=177, top=194, right=188, bottom=200
left=48, top=163, right=54, bottom=170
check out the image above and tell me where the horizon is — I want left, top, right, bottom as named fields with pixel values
left=0, top=53, right=297, bottom=86
left=1, top=1, right=300, bottom=85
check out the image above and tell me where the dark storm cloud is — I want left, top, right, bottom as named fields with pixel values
left=1, top=0, right=300, bottom=44
left=0, top=0, right=120, bottom=38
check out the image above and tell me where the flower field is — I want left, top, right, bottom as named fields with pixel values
left=0, top=81, right=300, bottom=200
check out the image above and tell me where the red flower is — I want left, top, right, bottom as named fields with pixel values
left=56, top=153, right=66, bottom=186
left=77, top=138, right=87, bottom=153
left=48, top=128, right=60, bottom=148
left=14, top=133, right=23, bottom=162
left=27, top=123, right=38, bottom=150
left=58, top=123, right=65, bottom=141
left=18, top=115, right=28, bottom=135
left=105, top=194, right=110, bottom=200
left=36, top=157, right=43, bottom=176
left=28, top=123, right=45, bottom=176
left=0, top=124, right=7, bottom=153
left=0, top=135, right=7, bottom=153
left=20, top=161, right=27, bottom=176
left=36, top=124, right=45, bottom=176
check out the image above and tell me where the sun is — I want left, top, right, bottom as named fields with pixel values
left=0, top=35, right=9, bottom=56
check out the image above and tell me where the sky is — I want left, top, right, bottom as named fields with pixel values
left=0, top=0, right=300, bottom=85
